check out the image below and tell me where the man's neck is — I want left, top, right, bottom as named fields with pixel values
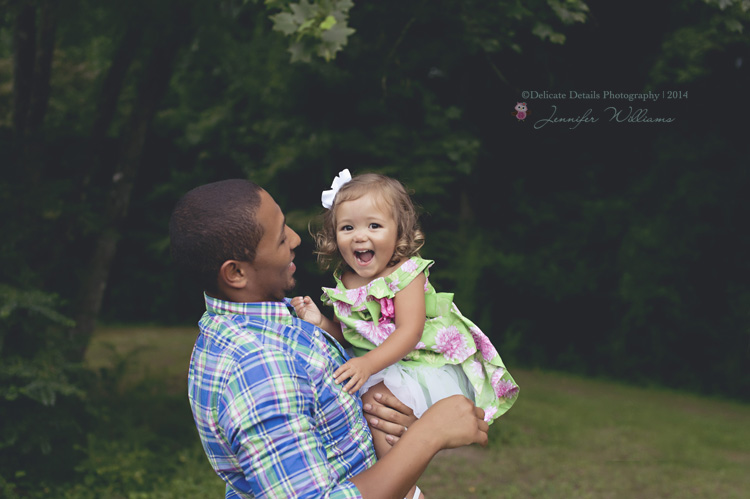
left=208, top=289, right=284, bottom=304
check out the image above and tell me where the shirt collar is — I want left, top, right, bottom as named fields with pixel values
left=204, top=293, right=297, bottom=326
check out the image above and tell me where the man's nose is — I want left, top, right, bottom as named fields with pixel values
left=288, top=226, right=301, bottom=248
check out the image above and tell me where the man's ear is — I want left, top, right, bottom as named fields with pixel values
left=218, top=260, right=249, bottom=290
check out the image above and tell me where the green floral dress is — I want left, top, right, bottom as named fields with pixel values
left=321, top=256, right=518, bottom=422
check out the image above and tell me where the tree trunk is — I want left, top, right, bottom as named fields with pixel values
left=25, top=0, right=58, bottom=137
left=22, top=0, right=59, bottom=185
left=78, top=24, right=144, bottom=202
left=12, top=1, right=36, bottom=144
left=69, top=12, right=194, bottom=359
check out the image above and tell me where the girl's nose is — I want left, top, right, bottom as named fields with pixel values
left=353, top=230, right=367, bottom=242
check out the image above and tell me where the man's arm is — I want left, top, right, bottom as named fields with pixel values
left=349, top=395, right=489, bottom=499
left=222, top=347, right=487, bottom=499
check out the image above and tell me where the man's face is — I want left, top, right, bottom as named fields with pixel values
left=248, top=190, right=301, bottom=301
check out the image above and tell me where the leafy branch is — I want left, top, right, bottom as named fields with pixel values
left=267, top=0, right=356, bottom=62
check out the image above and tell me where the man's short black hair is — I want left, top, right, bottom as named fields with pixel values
left=169, top=179, right=263, bottom=293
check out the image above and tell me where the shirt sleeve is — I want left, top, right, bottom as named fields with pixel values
left=218, top=347, right=364, bottom=499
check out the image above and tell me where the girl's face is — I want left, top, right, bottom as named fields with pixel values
left=335, top=192, right=399, bottom=281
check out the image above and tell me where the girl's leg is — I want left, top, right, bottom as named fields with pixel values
left=361, top=382, right=426, bottom=499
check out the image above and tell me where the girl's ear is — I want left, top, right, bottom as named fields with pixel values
left=218, top=260, right=249, bottom=290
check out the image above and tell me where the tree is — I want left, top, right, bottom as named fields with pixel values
left=0, top=0, right=363, bottom=486
left=3, top=0, right=363, bottom=359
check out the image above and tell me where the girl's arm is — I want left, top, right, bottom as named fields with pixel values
left=334, top=273, right=426, bottom=393
left=291, top=296, right=347, bottom=344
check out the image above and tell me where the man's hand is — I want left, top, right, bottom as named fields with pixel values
left=417, top=395, right=489, bottom=450
left=349, top=394, right=488, bottom=498
left=291, top=296, right=323, bottom=326
left=334, top=357, right=374, bottom=394
left=363, top=391, right=417, bottom=445
left=363, top=393, right=487, bottom=449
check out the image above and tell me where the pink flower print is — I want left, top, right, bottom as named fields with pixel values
left=470, top=326, right=498, bottom=361
left=378, top=297, right=395, bottom=325
left=496, top=380, right=519, bottom=399
left=346, top=287, right=368, bottom=308
left=401, top=258, right=418, bottom=274
left=334, top=300, right=352, bottom=318
left=414, top=341, right=426, bottom=351
left=490, top=366, right=506, bottom=381
left=424, top=277, right=430, bottom=292
left=491, top=370, right=518, bottom=399
left=388, top=278, right=401, bottom=293
left=470, top=360, right=485, bottom=379
left=433, top=326, right=473, bottom=362
left=355, top=320, right=396, bottom=346
left=483, top=406, right=497, bottom=422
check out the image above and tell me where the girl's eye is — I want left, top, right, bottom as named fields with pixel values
left=369, top=223, right=381, bottom=229
left=340, top=225, right=353, bottom=231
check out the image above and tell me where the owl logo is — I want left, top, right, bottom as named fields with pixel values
left=512, top=102, right=530, bottom=121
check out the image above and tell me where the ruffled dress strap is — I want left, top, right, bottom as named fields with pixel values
left=320, top=257, right=433, bottom=351
left=321, top=256, right=433, bottom=305
left=383, top=256, right=433, bottom=294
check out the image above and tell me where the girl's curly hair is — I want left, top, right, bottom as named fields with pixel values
left=314, top=173, right=425, bottom=272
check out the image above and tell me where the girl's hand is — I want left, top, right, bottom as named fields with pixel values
left=334, top=357, right=374, bottom=394
left=291, top=296, right=323, bottom=326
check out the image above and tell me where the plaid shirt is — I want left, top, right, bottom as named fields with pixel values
left=188, top=294, right=376, bottom=498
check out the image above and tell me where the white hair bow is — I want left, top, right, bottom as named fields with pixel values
left=321, top=169, right=352, bottom=209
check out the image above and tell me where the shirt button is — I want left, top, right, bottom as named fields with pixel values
left=314, top=330, right=320, bottom=337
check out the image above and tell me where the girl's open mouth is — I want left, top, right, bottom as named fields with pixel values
left=355, top=250, right=374, bottom=265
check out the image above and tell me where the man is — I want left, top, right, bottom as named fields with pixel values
left=169, top=179, right=488, bottom=498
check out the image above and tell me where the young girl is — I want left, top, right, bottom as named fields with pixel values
left=292, top=170, right=518, bottom=459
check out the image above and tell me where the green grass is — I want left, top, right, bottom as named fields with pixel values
left=84, top=325, right=199, bottom=390
left=78, top=325, right=227, bottom=498
left=85, top=326, right=750, bottom=498
left=424, top=370, right=750, bottom=498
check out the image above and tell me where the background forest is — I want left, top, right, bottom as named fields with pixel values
left=1, top=0, right=748, bottom=496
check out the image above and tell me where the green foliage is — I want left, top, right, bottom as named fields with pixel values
left=1, top=358, right=223, bottom=497
left=268, top=0, right=356, bottom=62
left=454, top=0, right=588, bottom=54
left=0, top=323, right=224, bottom=497
left=0, top=285, right=91, bottom=490
left=0, top=284, right=74, bottom=330
left=650, top=0, right=750, bottom=86
left=532, top=0, right=589, bottom=45
left=64, top=380, right=218, bottom=497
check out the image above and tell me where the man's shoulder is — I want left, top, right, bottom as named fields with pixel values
left=189, top=313, right=311, bottom=399
left=196, top=311, right=309, bottom=361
